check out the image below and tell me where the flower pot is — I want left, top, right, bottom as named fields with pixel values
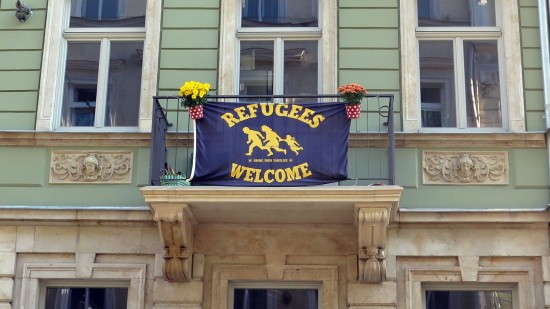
left=160, top=174, right=189, bottom=186
left=188, top=105, right=204, bottom=120
left=345, top=104, right=361, bottom=119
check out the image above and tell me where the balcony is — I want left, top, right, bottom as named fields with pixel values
left=147, top=94, right=396, bottom=187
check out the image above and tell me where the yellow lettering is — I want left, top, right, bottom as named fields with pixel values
left=284, top=166, right=302, bottom=181
left=221, top=113, right=240, bottom=127
left=275, top=103, right=289, bottom=117
left=309, top=114, right=326, bottom=128
left=230, top=163, right=246, bottom=178
left=298, top=162, right=312, bottom=177
left=274, top=169, right=285, bottom=182
left=287, top=104, right=303, bottom=120
left=253, top=167, right=263, bottom=183
left=260, top=103, right=274, bottom=116
left=298, top=108, right=315, bottom=124
left=235, top=106, right=250, bottom=121
left=244, top=167, right=254, bottom=182
left=264, top=169, right=274, bottom=183
left=247, top=103, right=259, bottom=118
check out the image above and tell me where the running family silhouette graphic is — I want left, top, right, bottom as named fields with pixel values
left=242, top=125, right=303, bottom=156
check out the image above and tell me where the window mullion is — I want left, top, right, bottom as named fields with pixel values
left=455, top=37, right=467, bottom=129
left=95, top=38, right=110, bottom=128
left=273, top=38, right=284, bottom=96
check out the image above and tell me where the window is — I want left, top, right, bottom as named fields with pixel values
left=44, top=286, right=128, bottom=309
left=229, top=283, right=321, bottom=309
left=400, top=0, right=525, bottom=132
left=218, top=0, right=336, bottom=96
left=425, top=288, right=514, bottom=309
left=36, top=0, right=161, bottom=131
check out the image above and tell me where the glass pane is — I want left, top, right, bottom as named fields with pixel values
left=45, top=287, right=128, bottom=309
left=419, top=41, right=456, bottom=127
left=426, top=290, right=513, bottom=309
left=61, top=42, right=100, bottom=127
left=417, top=0, right=496, bottom=27
left=105, top=41, right=143, bottom=127
left=242, top=0, right=318, bottom=27
left=239, top=41, right=274, bottom=96
left=234, top=288, right=318, bottom=309
left=284, top=41, right=318, bottom=96
left=463, top=40, right=501, bottom=128
left=70, top=0, right=146, bottom=27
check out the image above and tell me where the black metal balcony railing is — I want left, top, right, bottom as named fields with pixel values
left=149, top=94, right=395, bottom=186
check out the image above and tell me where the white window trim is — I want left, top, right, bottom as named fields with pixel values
left=20, top=262, right=146, bottom=309
left=228, top=282, right=323, bottom=309
left=218, top=0, right=337, bottom=95
left=400, top=0, right=525, bottom=132
left=36, top=0, right=161, bottom=132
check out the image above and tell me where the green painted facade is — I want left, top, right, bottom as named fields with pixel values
left=0, top=0, right=547, bottom=209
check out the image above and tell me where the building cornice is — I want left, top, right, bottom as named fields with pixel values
left=0, top=131, right=546, bottom=148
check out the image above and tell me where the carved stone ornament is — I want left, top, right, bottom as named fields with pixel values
left=357, top=208, right=389, bottom=283
left=154, top=205, right=194, bottom=282
left=50, top=151, right=133, bottom=184
left=422, top=151, right=508, bottom=185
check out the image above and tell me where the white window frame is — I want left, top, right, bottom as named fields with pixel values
left=36, top=0, right=161, bottom=132
left=400, top=0, right=525, bottom=132
left=228, top=281, right=323, bottom=309
left=218, top=0, right=337, bottom=96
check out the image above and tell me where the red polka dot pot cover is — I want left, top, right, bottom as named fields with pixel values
left=188, top=105, right=204, bottom=120
left=345, top=104, right=361, bottom=119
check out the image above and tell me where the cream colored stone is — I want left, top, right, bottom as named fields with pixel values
left=349, top=307, right=396, bottom=309
left=154, top=253, right=164, bottom=278
left=15, top=226, right=34, bottom=253
left=458, top=256, right=479, bottom=282
left=544, top=283, right=550, bottom=306
left=348, top=282, right=397, bottom=305
left=75, top=253, right=95, bottom=278
left=153, top=305, right=202, bottom=309
left=0, top=302, right=11, bottom=309
left=193, top=254, right=205, bottom=279
left=543, top=256, right=550, bottom=282
left=0, top=227, right=16, bottom=252
left=140, top=226, right=163, bottom=254
left=389, top=228, right=548, bottom=257
left=33, top=226, right=77, bottom=253
left=152, top=279, right=203, bottom=303
left=0, top=253, right=15, bottom=276
left=77, top=227, right=141, bottom=253
left=49, top=151, right=133, bottom=184
left=386, top=255, right=397, bottom=281
left=0, top=278, right=13, bottom=301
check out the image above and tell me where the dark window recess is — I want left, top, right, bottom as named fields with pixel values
left=425, top=290, right=513, bottom=309
left=234, top=288, right=318, bottom=309
left=45, top=287, right=128, bottom=309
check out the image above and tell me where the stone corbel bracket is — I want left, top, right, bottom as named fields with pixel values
left=356, top=203, right=395, bottom=283
left=152, top=204, right=195, bottom=282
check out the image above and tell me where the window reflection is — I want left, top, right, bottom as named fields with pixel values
left=234, top=288, right=318, bottom=309
left=45, top=287, right=128, bottom=309
left=242, top=0, right=318, bottom=27
left=284, top=41, right=318, bottom=97
left=426, top=290, right=513, bottom=309
left=240, top=41, right=274, bottom=97
left=70, top=0, right=146, bottom=27
left=417, top=0, right=496, bottom=27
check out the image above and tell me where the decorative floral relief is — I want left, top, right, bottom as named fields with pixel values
left=422, top=151, right=508, bottom=185
left=50, top=151, right=133, bottom=183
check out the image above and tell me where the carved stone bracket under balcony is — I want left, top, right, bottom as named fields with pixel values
left=152, top=204, right=195, bottom=282
left=356, top=203, right=396, bottom=283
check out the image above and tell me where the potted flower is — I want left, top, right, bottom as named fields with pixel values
left=179, top=80, right=211, bottom=119
left=337, top=83, right=368, bottom=119
left=160, top=163, right=189, bottom=186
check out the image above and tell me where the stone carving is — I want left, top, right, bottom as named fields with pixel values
left=50, top=151, right=133, bottom=183
left=154, top=206, right=194, bottom=282
left=423, top=151, right=508, bottom=185
left=357, top=208, right=388, bottom=283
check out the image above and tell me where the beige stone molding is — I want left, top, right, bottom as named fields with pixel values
left=20, top=262, right=146, bottom=309
left=356, top=206, right=393, bottom=283
left=49, top=150, right=133, bottom=184
left=152, top=205, right=195, bottom=282
left=422, top=151, right=508, bottom=185
left=0, top=131, right=545, bottom=148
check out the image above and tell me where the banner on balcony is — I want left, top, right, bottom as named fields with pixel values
left=189, top=101, right=350, bottom=186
